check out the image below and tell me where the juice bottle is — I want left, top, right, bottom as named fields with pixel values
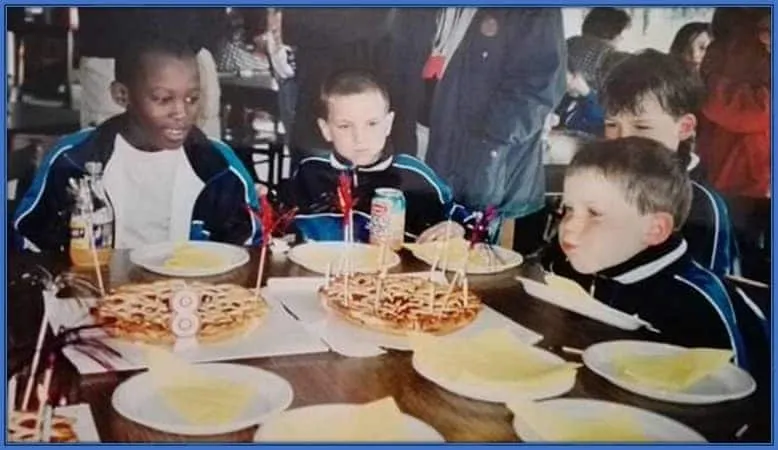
left=69, top=162, right=114, bottom=267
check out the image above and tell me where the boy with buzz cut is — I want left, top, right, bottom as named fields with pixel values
left=599, top=49, right=739, bottom=276
left=14, top=36, right=261, bottom=252
left=545, top=137, right=756, bottom=368
left=282, top=69, right=473, bottom=243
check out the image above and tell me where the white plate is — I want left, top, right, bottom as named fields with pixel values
left=408, top=243, right=523, bottom=274
left=129, top=241, right=250, bottom=277
left=411, top=345, right=575, bottom=403
left=582, top=341, right=756, bottom=405
left=112, top=363, right=294, bottom=435
left=516, top=276, right=647, bottom=330
left=254, top=403, right=445, bottom=442
left=513, top=398, right=707, bottom=442
left=288, top=242, right=400, bottom=274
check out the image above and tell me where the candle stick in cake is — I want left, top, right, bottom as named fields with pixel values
left=462, top=274, right=469, bottom=307
left=253, top=194, right=275, bottom=297
left=428, top=253, right=440, bottom=281
left=22, top=308, right=50, bottom=410
left=343, top=270, right=350, bottom=306
left=442, top=269, right=465, bottom=308
left=8, top=374, right=17, bottom=417
left=39, top=404, right=53, bottom=442
left=378, top=240, right=388, bottom=271
left=441, top=218, right=453, bottom=273
left=428, top=281, right=436, bottom=314
left=325, top=261, right=332, bottom=288
left=374, top=273, right=384, bottom=312
left=33, top=354, right=55, bottom=440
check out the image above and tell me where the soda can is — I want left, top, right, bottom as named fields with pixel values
left=369, top=188, right=406, bottom=250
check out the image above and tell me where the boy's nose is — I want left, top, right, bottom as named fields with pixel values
left=560, top=215, right=584, bottom=240
left=351, top=127, right=365, bottom=145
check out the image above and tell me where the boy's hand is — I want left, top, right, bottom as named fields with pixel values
left=417, top=221, right=465, bottom=244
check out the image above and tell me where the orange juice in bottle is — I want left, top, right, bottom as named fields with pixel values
left=69, top=162, right=114, bottom=267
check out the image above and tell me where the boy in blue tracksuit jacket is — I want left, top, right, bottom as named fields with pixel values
left=600, top=49, right=739, bottom=276
left=13, top=37, right=260, bottom=253
left=543, top=137, right=766, bottom=372
left=281, top=69, right=473, bottom=243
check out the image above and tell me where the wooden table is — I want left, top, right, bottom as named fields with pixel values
left=9, top=249, right=770, bottom=442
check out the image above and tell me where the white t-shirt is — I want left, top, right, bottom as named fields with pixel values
left=106, top=134, right=185, bottom=249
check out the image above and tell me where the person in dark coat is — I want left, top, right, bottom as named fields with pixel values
left=390, top=8, right=566, bottom=254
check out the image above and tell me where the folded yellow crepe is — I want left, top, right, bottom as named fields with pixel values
left=614, top=348, right=733, bottom=391
left=163, top=244, right=226, bottom=270
left=410, top=329, right=579, bottom=392
left=508, top=401, right=649, bottom=442
left=143, top=346, right=256, bottom=425
left=405, top=239, right=507, bottom=269
left=544, top=274, right=590, bottom=298
left=262, top=398, right=409, bottom=442
left=294, top=244, right=389, bottom=272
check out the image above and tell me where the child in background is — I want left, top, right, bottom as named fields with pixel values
left=544, top=137, right=759, bottom=369
left=281, top=69, right=472, bottom=243
left=599, top=49, right=739, bottom=276
left=14, top=36, right=260, bottom=252
left=554, top=36, right=609, bottom=137
left=669, top=22, right=712, bottom=73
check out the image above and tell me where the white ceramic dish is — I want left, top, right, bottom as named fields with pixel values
left=129, top=241, right=249, bottom=277
left=582, top=340, right=757, bottom=405
left=411, top=344, right=575, bottom=403
left=112, top=363, right=294, bottom=435
left=254, top=403, right=444, bottom=442
left=513, top=398, right=707, bottom=442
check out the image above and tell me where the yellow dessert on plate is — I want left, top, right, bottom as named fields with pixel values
left=260, top=398, right=410, bottom=441
left=613, top=348, right=734, bottom=391
left=162, top=244, right=226, bottom=270
left=405, top=238, right=519, bottom=272
left=143, top=346, right=255, bottom=425
left=410, top=329, right=579, bottom=392
left=508, top=401, right=649, bottom=442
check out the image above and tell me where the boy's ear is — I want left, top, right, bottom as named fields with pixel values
left=317, top=118, right=333, bottom=143
left=110, top=81, right=129, bottom=108
left=677, top=113, right=697, bottom=141
left=644, top=212, right=674, bottom=246
left=384, top=111, right=395, bottom=137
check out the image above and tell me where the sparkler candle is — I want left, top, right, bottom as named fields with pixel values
left=248, top=195, right=298, bottom=297
left=336, top=172, right=356, bottom=274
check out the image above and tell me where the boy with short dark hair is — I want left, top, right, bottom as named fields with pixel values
left=545, top=137, right=752, bottom=366
left=599, top=49, right=739, bottom=276
left=14, top=36, right=261, bottom=252
left=282, top=69, right=472, bottom=243
left=581, top=7, right=632, bottom=45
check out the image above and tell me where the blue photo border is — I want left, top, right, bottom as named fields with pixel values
left=0, top=1, right=774, bottom=448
